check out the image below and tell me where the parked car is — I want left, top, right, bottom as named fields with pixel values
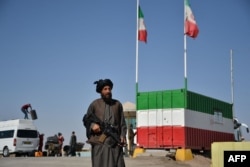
left=0, top=119, right=39, bottom=157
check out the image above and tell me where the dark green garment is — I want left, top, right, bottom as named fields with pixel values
left=85, top=98, right=127, bottom=167
left=91, top=144, right=125, bottom=167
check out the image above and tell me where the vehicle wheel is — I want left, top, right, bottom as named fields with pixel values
left=27, top=150, right=35, bottom=157
left=3, top=147, right=10, bottom=157
left=15, top=153, right=21, bottom=157
left=43, top=151, right=47, bottom=156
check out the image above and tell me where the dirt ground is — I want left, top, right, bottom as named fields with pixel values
left=134, top=155, right=211, bottom=167
left=133, top=150, right=212, bottom=167
left=181, top=154, right=211, bottom=167
left=0, top=151, right=212, bottom=167
left=0, top=155, right=211, bottom=167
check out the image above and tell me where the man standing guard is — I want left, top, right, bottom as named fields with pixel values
left=83, top=79, right=127, bottom=167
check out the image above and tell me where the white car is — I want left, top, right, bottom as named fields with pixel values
left=234, top=118, right=249, bottom=141
left=0, top=119, right=39, bottom=157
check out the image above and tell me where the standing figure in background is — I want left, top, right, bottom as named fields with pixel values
left=21, top=103, right=32, bottom=119
left=38, top=133, right=44, bottom=152
left=83, top=79, right=127, bottom=167
left=69, top=131, right=77, bottom=156
left=128, top=124, right=136, bottom=156
left=58, top=132, right=64, bottom=156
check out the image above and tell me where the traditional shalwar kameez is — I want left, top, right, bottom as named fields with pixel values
left=84, top=98, right=127, bottom=167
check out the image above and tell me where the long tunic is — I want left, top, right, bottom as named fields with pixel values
left=84, top=98, right=127, bottom=167
left=70, top=134, right=77, bottom=156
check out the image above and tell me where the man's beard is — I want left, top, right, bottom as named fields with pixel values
left=101, top=92, right=112, bottom=101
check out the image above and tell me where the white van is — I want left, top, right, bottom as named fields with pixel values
left=0, top=119, right=39, bottom=157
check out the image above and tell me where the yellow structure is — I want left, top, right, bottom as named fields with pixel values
left=132, top=147, right=145, bottom=158
left=175, top=148, right=193, bottom=161
left=211, top=142, right=250, bottom=167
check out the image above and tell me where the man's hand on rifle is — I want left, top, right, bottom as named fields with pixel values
left=91, top=123, right=101, bottom=134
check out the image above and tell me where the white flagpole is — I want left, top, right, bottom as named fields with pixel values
left=136, top=0, right=139, bottom=93
left=184, top=0, right=187, bottom=90
left=230, top=49, right=235, bottom=118
left=184, top=0, right=188, bottom=109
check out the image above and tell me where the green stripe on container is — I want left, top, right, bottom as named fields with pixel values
left=137, top=89, right=233, bottom=119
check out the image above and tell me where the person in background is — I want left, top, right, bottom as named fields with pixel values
left=69, top=131, right=77, bottom=156
left=58, top=132, right=64, bottom=156
left=38, top=133, right=44, bottom=152
left=83, top=79, right=127, bottom=167
left=21, top=103, right=32, bottom=119
left=128, top=124, right=136, bottom=156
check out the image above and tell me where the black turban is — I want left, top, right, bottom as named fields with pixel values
left=94, top=79, right=113, bottom=93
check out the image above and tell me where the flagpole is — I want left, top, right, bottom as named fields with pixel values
left=230, top=49, right=235, bottom=118
left=184, top=0, right=187, bottom=108
left=184, top=0, right=187, bottom=91
left=135, top=0, right=139, bottom=111
left=136, top=0, right=139, bottom=94
left=184, top=36, right=187, bottom=90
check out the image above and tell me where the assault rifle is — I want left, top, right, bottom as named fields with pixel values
left=84, top=112, right=126, bottom=147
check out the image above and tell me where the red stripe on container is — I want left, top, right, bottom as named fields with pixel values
left=137, top=126, right=234, bottom=150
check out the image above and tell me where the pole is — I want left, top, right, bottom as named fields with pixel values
left=184, top=35, right=187, bottom=90
left=184, top=0, right=187, bottom=90
left=184, top=0, right=187, bottom=108
left=136, top=0, right=139, bottom=94
left=230, top=49, right=235, bottom=118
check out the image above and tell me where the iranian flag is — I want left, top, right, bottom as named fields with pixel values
left=138, top=6, right=147, bottom=43
left=185, top=0, right=199, bottom=38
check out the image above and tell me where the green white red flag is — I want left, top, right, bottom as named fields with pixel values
left=185, top=0, right=199, bottom=38
left=138, top=6, right=147, bottom=43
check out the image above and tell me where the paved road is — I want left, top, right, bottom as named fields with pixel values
left=0, top=155, right=210, bottom=167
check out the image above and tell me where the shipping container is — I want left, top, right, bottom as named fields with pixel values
left=136, top=89, right=235, bottom=150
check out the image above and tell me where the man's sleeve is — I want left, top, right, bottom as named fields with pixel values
left=83, top=103, right=94, bottom=139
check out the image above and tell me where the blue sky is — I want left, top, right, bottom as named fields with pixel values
left=1, top=0, right=250, bottom=146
